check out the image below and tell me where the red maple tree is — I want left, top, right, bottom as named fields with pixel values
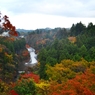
left=20, top=72, right=40, bottom=83
left=0, top=12, right=18, bottom=36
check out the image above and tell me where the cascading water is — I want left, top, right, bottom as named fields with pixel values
left=25, top=47, right=38, bottom=67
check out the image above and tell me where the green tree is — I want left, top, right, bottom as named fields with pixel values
left=79, top=45, right=87, bottom=58
left=89, top=47, right=95, bottom=60
left=46, top=56, right=57, bottom=66
left=14, top=79, right=36, bottom=95
left=70, top=22, right=86, bottom=36
left=38, top=48, right=48, bottom=79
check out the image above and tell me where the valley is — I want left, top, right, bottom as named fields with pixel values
left=0, top=15, right=95, bottom=94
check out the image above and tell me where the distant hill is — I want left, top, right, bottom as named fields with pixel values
left=16, top=29, right=33, bottom=32
left=25, top=27, right=70, bottom=52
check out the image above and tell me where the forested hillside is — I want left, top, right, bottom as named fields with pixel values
left=36, top=22, right=95, bottom=94
left=25, top=28, right=69, bottom=52
left=0, top=13, right=30, bottom=82
left=0, top=12, right=95, bottom=95
left=20, top=22, right=95, bottom=95
left=0, top=37, right=30, bottom=82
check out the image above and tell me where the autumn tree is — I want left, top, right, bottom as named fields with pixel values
left=0, top=12, right=18, bottom=36
left=47, top=69, right=95, bottom=95
left=46, top=60, right=76, bottom=82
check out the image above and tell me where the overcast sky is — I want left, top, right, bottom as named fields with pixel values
left=0, top=0, right=95, bottom=30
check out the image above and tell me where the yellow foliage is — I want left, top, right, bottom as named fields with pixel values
left=36, top=80, right=50, bottom=94
left=0, top=81, right=9, bottom=95
left=36, top=81, right=50, bottom=89
left=46, top=63, right=76, bottom=82
left=5, top=53, right=13, bottom=63
left=89, top=65, right=95, bottom=74
left=71, top=59, right=90, bottom=69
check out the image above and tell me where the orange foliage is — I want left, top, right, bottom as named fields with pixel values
left=0, top=12, right=18, bottom=36
left=48, top=69, right=95, bottom=95
left=20, top=72, right=40, bottom=83
left=68, top=37, right=76, bottom=43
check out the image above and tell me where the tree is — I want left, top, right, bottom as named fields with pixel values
left=70, top=22, right=86, bottom=36
left=46, top=56, right=57, bottom=66
left=0, top=12, right=18, bottom=36
left=0, top=80, right=10, bottom=95
left=89, top=47, right=95, bottom=60
left=14, top=79, right=36, bottom=95
left=87, top=22, right=93, bottom=30
left=48, top=69, right=95, bottom=95
left=46, top=62, right=76, bottom=82
left=79, top=45, right=87, bottom=58
left=36, top=80, right=50, bottom=95
left=38, top=48, right=48, bottom=79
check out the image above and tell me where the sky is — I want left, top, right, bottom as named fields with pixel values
left=0, top=0, right=95, bottom=30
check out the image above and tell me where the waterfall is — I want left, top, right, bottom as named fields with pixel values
left=25, top=47, right=38, bottom=67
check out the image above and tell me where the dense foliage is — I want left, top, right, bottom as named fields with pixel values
left=38, top=22, right=95, bottom=79
left=0, top=36, right=29, bottom=82
left=0, top=13, right=95, bottom=95
left=25, top=27, right=69, bottom=52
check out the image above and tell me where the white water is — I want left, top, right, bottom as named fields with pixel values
left=25, top=47, right=38, bottom=66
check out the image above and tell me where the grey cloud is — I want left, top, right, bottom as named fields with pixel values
left=0, top=0, right=95, bottom=17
